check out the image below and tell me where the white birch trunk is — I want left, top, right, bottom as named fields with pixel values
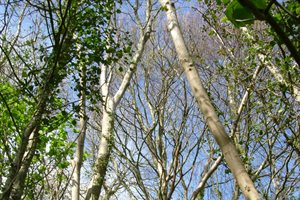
left=85, top=46, right=148, bottom=199
left=159, top=1, right=260, bottom=199
left=85, top=60, right=114, bottom=200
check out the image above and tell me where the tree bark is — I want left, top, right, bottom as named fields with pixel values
left=85, top=98, right=115, bottom=200
left=0, top=89, right=47, bottom=200
left=72, top=63, right=87, bottom=200
left=159, top=1, right=260, bottom=199
left=1, top=1, right=76, bottom=197
left=6, top=129, right=39, bottom=200
left=85, top=17, right=153, bottom=199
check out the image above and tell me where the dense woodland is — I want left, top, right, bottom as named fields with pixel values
left=0, top=0, right=299, bottom=199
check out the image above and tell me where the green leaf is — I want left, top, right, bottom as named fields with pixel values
left=58, top=161, right=69, bottom=169
left=161, top=5, right=168, bottom=11
left=71, top=118, right=77, bottom=126
left=223, top=0, right=230, bottom=5
left=252, top=0, right=267, bottom=9
left=22, top=71, right=28, bottom=77
left=296, top=7, right=300, bottom=15
left=225, top=0, right=254, bottom=27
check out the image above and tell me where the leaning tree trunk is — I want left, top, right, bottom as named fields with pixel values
left=85, top=18, right=153, bottom=199
left=0, top=92, right=46, bottom=200
left=1, top=2, right=78, bottom=198
left=159, top=1, right=260, bottom=199
left=6, top=129, right=39, bottom=200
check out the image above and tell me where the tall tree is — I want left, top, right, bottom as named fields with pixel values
left=85, top=1, right=156, bottom=199
left=71, top=46, right=87, bottom=200
left=0, top=1, right=79, bottom=198
left=159, top=0, right=260, bottom=199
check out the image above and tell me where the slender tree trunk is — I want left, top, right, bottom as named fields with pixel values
left=159, top=1, right=260, bottom=199
left=85, top=11, right=153, bottom=198
left=1, top=2, right=77, bottom=197
left=157, top=111, right=168, bottom=200
left=7, top=129, right=39, bottom=200
left=191, top=156, right=222, bottom=200
left=85, top=98, right=115, bottom=200
left=72, top=64, right=87, bottom=200
left=1, top=91, right=47, bottom=199
left=1, top=47, right=74, bottom=200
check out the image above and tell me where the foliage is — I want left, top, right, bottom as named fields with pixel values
left=222, top=0, right=300, bottom=66
left=0, top=84, right=34, bottom=180
left=0, top=0, right=299, bottom=199
left=224, top=0, right=266, bottom=27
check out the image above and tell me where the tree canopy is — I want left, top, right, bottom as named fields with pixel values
left=0, top=0, right=299, bottom=199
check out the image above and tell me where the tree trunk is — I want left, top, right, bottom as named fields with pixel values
left=1, top=2, right=77, bottom=198
left=85, top=99, right=114, bottom=200
left=1, top=92, right=47, bottom=199
left=72, top=63, right=87, bottom=200
left=85, top=12, right=153, bottom=198
left=159, top=1, right=260, bottom=199
left=6, top=129, right=39, bottom=200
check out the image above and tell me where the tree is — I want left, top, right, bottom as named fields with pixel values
left=159, top=0, right=260, bottom=199
left=111, top=34, right=205, bottom=199
left=0, top=1, right=79, bottom=198
left=0, top=0, right=122, bottom=199
left=85, top=1, right=156, bottom=199
left=1, top=0, right=299, bottom=199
